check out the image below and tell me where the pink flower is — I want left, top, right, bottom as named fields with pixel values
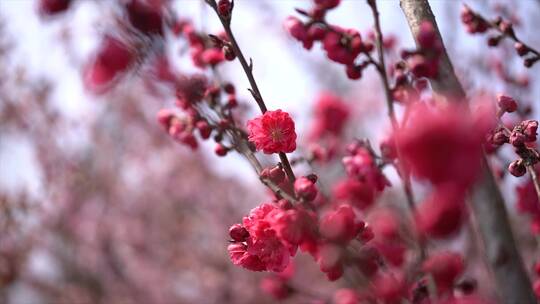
left=332, top=288, right=361, bottom=304
left=228, top=243, right=266, bottom=271
left=369, top=209, right=406, bottom=267
left=317, top=243, right=344, bottom=281
left=294, top=176, right=318, bottom=202
left=175, top=75, right=207, bottom=108
left=84, top=36, right=135, bottom=93
left=416, top=185, right=466, bottom=239
left=333, top=178, right=375, bottom=210
left=422, top=251, right=464, bottom=294
left=201, top=48, right=225, bottom=66
left=228, top=203, right=319, bottom=272
left=516, top=178, right=540, bottom=217
left=323, top=27, right=362, bottom=65
left=260, top=276, right=291, bottom=300
left=269, top=207, right=318, bottom=247
left=342, top=147, right=390, bottom=191
left=371, top=272, right=406, bottom=303
left=38, top=0, right=71, bottom=16
left=309, top=92, right=350, bottom=140
left=247, top=110, right=297, bottom=154
left=320, top=204, right=358, bottom=243
left=125, top=0, right=164, bottom=36
left=284, top=17, right=312, bottom=49
left=395, top=103, right=485, bottom=187
left=315, top=0, right=341, bottom=10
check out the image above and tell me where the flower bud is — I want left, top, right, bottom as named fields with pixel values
left=346, top=65, right=362, bottom=80
left=380, top=137, right=397, bottom=160
left=223, top=82, right=235, bottom=94
left=294, top=176, right=318, bottom=201
left=222, top=44, right=236, bottom=61
left=196, top=120, right=212, bottom=139
left=215, top=143, right=228, bottom=156
left=307, top=25, right=326, bottom=41
left=509, top=130, right=526, bottom=147
left=496, top=94, right=517, bottom=113
left=284, top=16, right=307, bottom=42
left=217, top=0, right=232, bottom=18
left=522, top=120, right=538, bottom=142
left=260, top=276, right=292, bottom=300
left=490, top=128, right=509, bottom=146
left=515, top=42, right=529, bottom=56
left=229, top=224, right=249, bottom=242
left=508, top=160, right=526, bottom=177
left=157, top=108, right=175, bottom=130
left=260, top=166, right=286, bottom=184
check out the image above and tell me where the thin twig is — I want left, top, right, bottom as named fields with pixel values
left=527, top=165, right=540, bottom=204
left=367, top=0, right=423, bottom=259
left=206, top=0, right=296, bottom=183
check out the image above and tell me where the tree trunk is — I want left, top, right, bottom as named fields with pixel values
left=399, top=1, right=536, bottom=303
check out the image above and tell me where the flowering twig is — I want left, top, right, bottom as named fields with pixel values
left=205, top=0, right=296, bottom=183
left=462, top=4, right=540, bottom=68
left=400, top=0, right=536, bottom=302
left=366, top=0, right=423, bottom=260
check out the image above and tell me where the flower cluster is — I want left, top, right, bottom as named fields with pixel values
left=400, top=21, right=442, bottom=79
left=284, top=1, right=377, bottom=79
left=485, top=94, right=539, bottom=177
left=461, top=4, right=540, bottom=68
left=173, top=21, right=234, bottom=69
left=228, top=203, right=317, bottom=272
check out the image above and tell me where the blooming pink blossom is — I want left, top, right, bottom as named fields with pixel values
left=84, top=36, right=135, bottom=93
left=395, top=103, right=486, bottom=188
left=309, top=92, right=350, bottom=140
left=333, top=178, right=375, bottom=210
left=416, top=185, right=466, bottom=239
left=422, top=251, right=464, bottom=293
left=320, top=204, right=357, bottom=243
left=247, top=110, right=297, bottom=154
left=323, top=27, right=363, bottom=65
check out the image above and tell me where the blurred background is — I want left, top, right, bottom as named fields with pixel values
left=1, top=0, right=540, bottom=303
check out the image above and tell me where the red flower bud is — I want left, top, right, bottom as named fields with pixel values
left=38, top=0, right=71, bottom=16
left=260, top=276, right=292, bottom=300
left=510, top=130, right=526, bottom=147
left=522, top=120, right=538, bottom=142
left=515, top=42, right=529, bottom=56
left=223, top=82, right=235, bottom=94
left=217, top=0, right=232, bottom=18
left=508, top=160, right=526, bottom=177
left=346, top=65, right=362, bottom=80
left=260, top=166, right=286, bottom=184
left=223, top=44, right=236, bottom=61
left=196, top=120, right=212, bottom=139
left=229, top=224, right=249, bottom=242
left=497, top=94, right=518, bottom=113
left=294, top=176, right=318, bottom=201
left=215, top=143, right=228, bottom=156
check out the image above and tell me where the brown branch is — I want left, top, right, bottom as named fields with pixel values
left=366, top=0, right=424, bottom=259
left=399, top=1, right=535, bottom=303
left=206, top=0, right=296, bottom=183
left=527, top=165, right=540, bottom=205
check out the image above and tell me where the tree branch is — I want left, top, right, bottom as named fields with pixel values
left=206, top=0, right=296, bottom=183
left=399, top=1, right=535, bottom=303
